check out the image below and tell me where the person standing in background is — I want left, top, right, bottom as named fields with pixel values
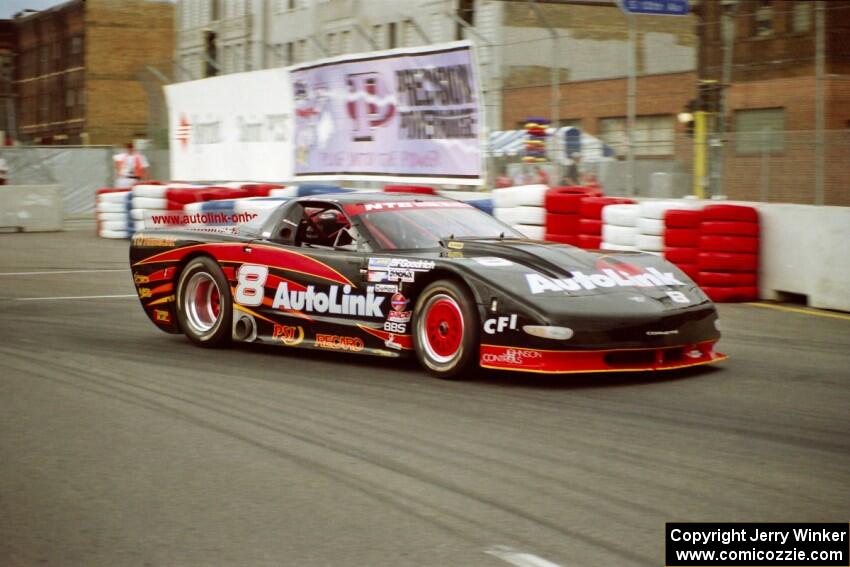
left=114, top=142, right=149, bottom=188
left=563, top=152, right=582, bottom=185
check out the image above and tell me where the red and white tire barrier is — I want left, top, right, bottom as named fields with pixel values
left=696, top=204, right=760, bottom=302
left=543, top=186, right=600, bottom=245
left=577, top=196, right=634, bottom=249
left=95, top=188, right=131, bottom=238
left=601, top=204, right=639, bottom=251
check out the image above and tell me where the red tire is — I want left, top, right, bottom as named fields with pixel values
left=166, top=200, right=184, bottom=211
left=545, top=233, right=579, bottom=246
left=545, top=212, right=579, bottom=234
left=664, top=247, right=698, bottom=265
left=165, top=188, right=205, bottom=204
left=698, top=252, right=758, bottom=272
left=578, top=197, right=634, bottom=218
left=664, top=228, right=700, bottom=247
left=200, top=187, right=250, bottom=201
left=698, top=272, right=758, bottom=286
left=702, top=286, right=759, bottom=303
left=702, top=204, right=759, bottom=223
left=384, top=185, right=436, bottom=195
left=578, top=235, right=602, bottom=249
left=699, top=235, right=759, bottom=253
left=701, top=221, right=760, bottom=237
left=675, top=263, right=700, bottom=282
left=551, top=185, right=604, bottom=197
left=96, top=187, right=128, bottom=196
left=578, top=218, right=603, bottom=236
left=664, top=209, right=702, bottom=228
left=544, top=190, right=584, bottom=214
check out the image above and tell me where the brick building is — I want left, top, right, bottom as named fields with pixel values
left=13, top=0, right=174, bottom=146
left=698, top=0, right=850, bottom=205
left=0, top=20, right=14, bottom=142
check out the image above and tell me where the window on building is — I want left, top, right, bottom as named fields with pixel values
left=298, top=39, right=307, bottom=62
left=792, top=2, right=812, bottom=33
left=388, top=22, right=397, bottom=49
left=598, top=115, right=675, bottom=157
left=66, top=89, right=75, bottom=108
left=340, top=30, right=351, bottom=54
left=373, top=25, right=384, bottom=49
left=735, top=108, right=785, bottom=154
left=755, top=1, right=773, bottom=37
left=286, top=42, right=294, bottom=64
left=211, top=0, right=219, bottom=21
left=326, top=33, right=337, bottom=55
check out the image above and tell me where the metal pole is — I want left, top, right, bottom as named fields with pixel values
left=626, top=14, right=636, bottom=196
left=531, top=1, right=561, bottom=177
left=693, top=110, right=707, bottom=198
left=815, top=0, right=825, bottom=205
left=715, top=0, right=739, bottom=198
left=760, top=129, right=770, bottom=202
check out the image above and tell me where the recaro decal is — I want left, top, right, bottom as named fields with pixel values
left=526, top=267, right=685, bottom=294
left=315, top=334, right=364, bottom=352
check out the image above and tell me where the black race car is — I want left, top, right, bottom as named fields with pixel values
left=130, top=192, right=726, bottom=378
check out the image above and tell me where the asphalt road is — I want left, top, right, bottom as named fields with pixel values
left=1, top=227, right=848, bottom=567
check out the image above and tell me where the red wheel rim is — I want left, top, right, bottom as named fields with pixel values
left=210, top=285, right=220, bottom=318
left=424, top=298, right=463, bottom=359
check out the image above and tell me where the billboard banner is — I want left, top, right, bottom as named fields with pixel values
left=165, top=69, right=293, bottom=182
left=290, top=41, right=483, bottom=185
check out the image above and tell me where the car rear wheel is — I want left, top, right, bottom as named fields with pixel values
left=413, top=280, right=478, bottom=379
left=176, top=256, right=232, bottom=347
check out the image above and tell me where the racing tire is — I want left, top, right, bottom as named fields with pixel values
left=664, top=228, right=700, bottom=247
left=701, top=204, right=758, bottom=223
left=664, top=246, right=698, bottom=265
left=601, top=204, right=640, bottom=227
left=578, top=218, right=602, bottom=236
left=635, top=233, right=664, bottom=252
left=701, top=286, right=759, bottom=303
left=602, top=224, right=637, bottom=246
left=413, top=280, right=479, bottom=379
left=578, top=197, right=634, bottom=218
left=514, top=224, right=545, bottom=240
left=697, top=252, right=758, bottom=272
left=636, top=217, right=665, bottom=236
left=578, top=234, right=602, bottom=249
left=546, top=212, right=579, bottom=234
left=176, top=256, right=232, bottom=348
left=701, top=221, right=760, bottom=236
left=546, top=233, right=580, bottom=246
left=664, top=209, right=702, bottom=228
left=544, top=189, right=584, bottom=214
left=515, top=206, right=546, bottom=225
left=698, top=271, right=758, bottom=286
left=699, top=235, right=760, bottom=254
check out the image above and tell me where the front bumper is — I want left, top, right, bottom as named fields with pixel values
left=479, top=340, right=726, bottom=374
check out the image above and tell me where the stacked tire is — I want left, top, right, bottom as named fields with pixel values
left=131, top=183, right=193, bottom=235
left=636, top=200, right=700, bottom=256
left=601, top=204, right=640, bottom=251
left=697, top=204, right=760, bottom=302
left=663, top=209, right=703, bottom=282
left=95, top=188, right=131, bottom=239
left=543, top=186, right=602, bottom=245
left=493, top=184, right=549, bottom=240
left=577, top=197, right=634, bottom=249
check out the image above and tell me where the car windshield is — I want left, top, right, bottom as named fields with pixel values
left=347, top=201, right=523, bottom=250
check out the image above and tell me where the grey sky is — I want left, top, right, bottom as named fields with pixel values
left=1, top=0, right=68, bottom=19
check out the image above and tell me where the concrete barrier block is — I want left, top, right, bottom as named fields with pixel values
left=0, top=185, right=64, bottom=232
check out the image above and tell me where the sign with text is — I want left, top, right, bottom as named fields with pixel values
left=165, top=69, right=294, bottom=182
left=619, top=0, right=690, bottom=16
left=289, top=41, right=483, bottom=185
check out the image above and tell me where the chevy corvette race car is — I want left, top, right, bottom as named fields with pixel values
left=129, top=193, right=726, bottom=378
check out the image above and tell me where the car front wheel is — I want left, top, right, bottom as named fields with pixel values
left=413, top=280, right=479, bottom=379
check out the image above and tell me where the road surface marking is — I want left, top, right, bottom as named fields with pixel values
left=15, top=294, right=138, bottom=301
left=485, top=546, right=563, bottom=567
left=0, top=269, right=129, bottom=276
left=745, top=302, right=850, bottom=321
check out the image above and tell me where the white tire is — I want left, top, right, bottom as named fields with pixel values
left=600, top=242, right=638, bottom=251
left=134, top=220, right=146, bottom=231
left=132, top=184, right=168, bottom=198
left=130, top=208, right=145, bottom=221
left=96, top=201, right=127, bottom=213
left=98, top=229, right=129, bottom=239
left=513, top=184, right=549, bottom=207
left=513, top=224, right=544, bottom=239
left=97, top=212, right=127, bottom=222
left=100, top=220, right=129, bottom=231
left=635, top=233, right=665, bottom=252
left=132, top=196, right=168, bottom=209
left=494, top=207, right=520, bottom=226
left=601, top=224, right=637, bottom=246
left=99, top=191, right=131, bottom=203
left=636, top=217, right=665, bottom=236
left=492, top=187, right=521, bottom=208
left=514, top=206, right=545, bottom=225
left=639, top=199, right=701, bottom=220
left=183, top=202, right=204, bottom=214
left=601, top=204, right=640, bottom=227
